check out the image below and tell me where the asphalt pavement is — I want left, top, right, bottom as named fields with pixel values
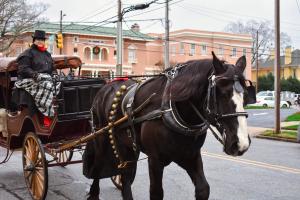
left=1, top=133, right=300, bottom=200
left=247, top=107, right=299, bottom=128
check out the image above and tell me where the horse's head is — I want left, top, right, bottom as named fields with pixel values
left=208, top=52, right=250, bottom=156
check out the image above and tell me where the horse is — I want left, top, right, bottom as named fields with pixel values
left=83, top=52, right=252, bottom=200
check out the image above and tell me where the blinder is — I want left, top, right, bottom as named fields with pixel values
left=244, top=80, right=256, bottom=105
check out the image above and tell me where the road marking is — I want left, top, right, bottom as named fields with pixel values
left=252, top=112, right=268, bottom=116
left=202, top=151, right=300, bottom=174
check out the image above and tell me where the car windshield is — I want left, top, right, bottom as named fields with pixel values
left=257, top=92, right=267, bottom=96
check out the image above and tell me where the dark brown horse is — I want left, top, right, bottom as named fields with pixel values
left=83, top=52, right=251, bottom=200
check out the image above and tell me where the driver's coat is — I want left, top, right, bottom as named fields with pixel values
left=232, top=90, right=249, bottom=152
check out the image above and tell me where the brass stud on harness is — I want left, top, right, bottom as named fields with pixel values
left=108, top=129, right=113, bottom=134
left=111, top=104, right=117, bottom=109
left=116, top=91, right=121, bottom=97
left=110, top=110, right=115, bottom=115
left=109, top=135, right=113, bottom=139
left=109, top=116, right=114, bottom=121
left=110, top=140, right=114, bottom=144
left=112, top=145, right=116, bottom=149
left=113, top=97, right=119, bottom=103
left=120, top=85, right=127, bottom=91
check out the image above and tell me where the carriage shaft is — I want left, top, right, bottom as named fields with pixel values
left=55, top=115, right=129, bottom=153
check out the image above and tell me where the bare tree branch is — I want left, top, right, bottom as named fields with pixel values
left=224, top=20, right=292, bottom=64
left=0, top=0, right=48, bottom=54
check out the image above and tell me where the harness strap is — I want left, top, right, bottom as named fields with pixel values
left=118, top=109, right=164, bottom=129
left=189, top=101, right=224, bottom=145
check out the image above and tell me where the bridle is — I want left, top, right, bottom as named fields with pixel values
left=199, top=72, right=248, bottom=144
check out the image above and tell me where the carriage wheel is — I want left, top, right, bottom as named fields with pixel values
left=55, top=149, right=73, bottom=166
left=111, top=175, right=122, bottom=190
left=22, top=132, right=48, bottom=200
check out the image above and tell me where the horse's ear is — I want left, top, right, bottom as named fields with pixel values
left=212, top=51, right=225, bottom=74
left=235, top=56, right=246, bottom=73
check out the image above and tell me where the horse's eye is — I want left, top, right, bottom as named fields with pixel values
left=217, top=79, right=233, bottom=90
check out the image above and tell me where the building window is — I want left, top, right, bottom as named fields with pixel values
left=243, top=48, right=247, bottom=56
left=101, top=48, right=108, bottom=61
left=47, top=45, right=54, bottom=54
left=190, top=44, right=195, bottom=56
left=180, top=43, right=184, bottom=54
left=73, top=36, right=79, bottom=43
left=73, top=47, right=78, bottom=54
left=84, top=47, right=92, bottom=61
left=171, top=45, right=176, bottom=56
left=232, top=47, right=237, bottom=57
left=201, top=44, right=207, bottom=55
left=128, top=49, right=136, bottom=63
left=114, top=50, right=117, bottom=59
left=128, top=45, right=137, bottom=63
left=218, top=46, right=224, bottom=56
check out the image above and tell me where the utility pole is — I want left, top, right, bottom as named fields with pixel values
left=255, top=30, right=259, bottom=92
left=116, top=0, right=123, bottom=76
left=60, top=10, right=63, bottom=55
left=164, top=0, right=170, bottom=69
left=274, top=0, right=281, bottom=134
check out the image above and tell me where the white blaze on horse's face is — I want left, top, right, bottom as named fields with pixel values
left=231, top=88, right=249, bottom=152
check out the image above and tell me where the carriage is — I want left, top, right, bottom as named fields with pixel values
left=0, top=55, right=122, bottom=200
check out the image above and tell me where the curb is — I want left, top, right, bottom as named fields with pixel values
left=255, top=135, right=299, bottom=143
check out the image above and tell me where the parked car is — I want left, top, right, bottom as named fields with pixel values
left=252, top=96, right=290, bottom=108
left=256, top=90, right=294, bottom=106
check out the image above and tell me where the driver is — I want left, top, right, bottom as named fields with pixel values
left=12, top=30, right=60, bottom=117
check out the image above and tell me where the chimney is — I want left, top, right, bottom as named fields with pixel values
left=284, top=46, right=292, bottom=65
left=131, top=23, right=140, bottom=32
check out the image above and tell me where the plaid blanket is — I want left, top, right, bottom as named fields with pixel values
left=14, top=73, right=61, bottom=117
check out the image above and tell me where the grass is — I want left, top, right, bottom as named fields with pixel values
left=244, top=105, right=271, bottom=109
left=282, top=124, right=299, bottom=130
left=284, top=112, right=300, bottom=122
left=262, top=130, right=297, bottom=140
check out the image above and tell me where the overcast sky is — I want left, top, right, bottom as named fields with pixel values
left=28, top=0, right=300, bottom=49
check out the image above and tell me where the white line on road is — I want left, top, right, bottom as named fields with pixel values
left=202, top=151, right=300, bottom=174
left=253, top=112, right=268, bottom=116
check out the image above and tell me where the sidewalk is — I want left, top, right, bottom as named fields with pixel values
left=248, top=121, right=300, bottom=137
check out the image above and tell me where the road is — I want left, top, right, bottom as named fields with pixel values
left=1, top=133, right=300, bottom=200
left=247, top=107, right=299, bottom=128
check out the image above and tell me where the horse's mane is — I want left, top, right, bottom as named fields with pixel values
left=167, top=59, right=215, bottom=102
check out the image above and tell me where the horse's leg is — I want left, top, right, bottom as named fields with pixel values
left=120, top=167, right=135, bottom=200
left=87, top=179, right=100, bottom=200
left=179, top=153, right=210, bottom=200
left=148, top=157, right=165, bottom=200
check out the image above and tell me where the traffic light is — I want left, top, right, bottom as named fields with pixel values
left=56, top=33, right=63, bottom=49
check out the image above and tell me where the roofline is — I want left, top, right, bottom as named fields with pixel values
left=23, top=29, right=154, bottom=42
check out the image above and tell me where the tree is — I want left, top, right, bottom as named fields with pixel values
left=224, top=20, right=291, bottom=64
left=0, top=0, right=48, bottom=54
left=258, top=73, right=274, bottom=91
